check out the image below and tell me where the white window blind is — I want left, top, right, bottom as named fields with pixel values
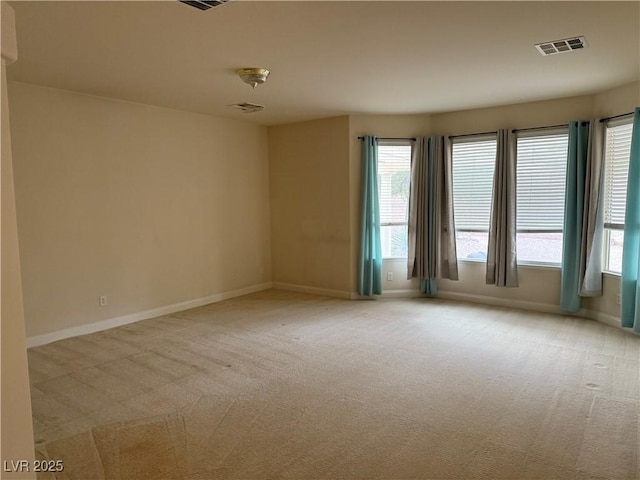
left=516, top=132, right=568, bottom=232
left=452, top=137, right=497, bottom=231
left=604, top=122, right=633, bottom=228
left=378, top=143, right=411, bottom=226
left=378, top=142, right=411, bottom=259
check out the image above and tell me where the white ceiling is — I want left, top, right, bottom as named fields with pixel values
left=6, top=1, right=640, bottom=126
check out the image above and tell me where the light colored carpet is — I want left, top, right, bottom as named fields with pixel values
left=28, top=289, right=640, bottom=479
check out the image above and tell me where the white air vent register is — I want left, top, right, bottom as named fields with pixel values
left=535, top=36, right=587, bottom=56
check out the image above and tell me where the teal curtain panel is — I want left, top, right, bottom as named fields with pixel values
left=358, top=136, right=383, bottom=296
left=621, top=108, right=640, bottom=332
left=561, top=121, right=590, bottom=312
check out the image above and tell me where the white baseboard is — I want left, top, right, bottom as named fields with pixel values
left=583, top=309, right=621, bottom=328
left=353, top=287, right=565, bottom=312
left=27, top=281, right=627, bottom=348
left=379, top=289, right=422, bottom=299
left=434, top=290, right=569, bottom=316
left=26, top=282, right=273, bottom=348
left=272, top=282, right=351, bottom=300
left=381, top=287, right=625, bottom=330
left=349, top=289, right=425, bottom=300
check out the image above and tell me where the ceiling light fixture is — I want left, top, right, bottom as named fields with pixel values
left=236, top=68, right=270, bottom=89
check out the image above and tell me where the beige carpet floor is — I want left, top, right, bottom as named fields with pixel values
left=28, top=289, right=640, bottom=480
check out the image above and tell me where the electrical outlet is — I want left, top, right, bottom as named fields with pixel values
left=387, top=272, right=393, bottom=281
left=99, top=295, right=107, bottom=307
left=616, top=293, right=621, bottom=305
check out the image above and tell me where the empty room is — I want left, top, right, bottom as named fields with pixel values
left=1, top=1, right=640, bottom=479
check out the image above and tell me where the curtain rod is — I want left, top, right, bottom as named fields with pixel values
left=357, top=113, right=633, bottom=141
left=357, top=136, right=416, bottom=141
left=599, top=111, right=634, bottom=123
left=448, top=131, right=496, bottom=139
left=512, top=123, right=571, bottom=133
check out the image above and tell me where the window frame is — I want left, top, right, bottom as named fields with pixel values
left=451, top=134, right=497, bottom=263
left=377, top=139, right=412, bottom=260
left=602, top=117, right=633, bottom=275
left=514, top=127, right=569, bottom=267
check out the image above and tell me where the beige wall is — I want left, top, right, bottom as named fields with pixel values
left=268, top=116, right=351, bottom=294
left=592, top=81, right=639, bottom=117
left=430, top=93, right=595, bottom=136
left=9, top=82, right=271, bottom=338
left=1, top=3, right=36, bottom=476
left=8, top=77, right=638, bottom=340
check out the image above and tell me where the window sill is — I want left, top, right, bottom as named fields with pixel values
left=517, top=261, right=561, bottom=270
left=457, top=259, right=562, bottom=270
left=457, top=257, right=485, bottom=264
left=386, top=258, right=620, bottom=277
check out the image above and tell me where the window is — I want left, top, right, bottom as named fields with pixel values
left=451, top=136, right=497, bottom=260
left=603, top=120, right=633, bottom=273
left=378, top=142, right=411, bottom=258
left=516, top=131, right=569, bottom=264
left=452, top=131, right=568, bottom=265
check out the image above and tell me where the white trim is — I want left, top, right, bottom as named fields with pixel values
left=380, top=288, right=627, bottom=331
left=27, top=281, right=628, bottom=348
left=457, top=259, right=563, bottom=269
left=26, top=282, right=273, bottom=348
left=434, top=290, right=572, bottom=315
left=373, top=287, right=563, bottom=311
left=515, top=261, right=561, bottom=270
left=272, top=282, right=351, bottom=300
left=379, top=289, right=422, bottom=299
left=349, top=289, right=421, bottom=300
left=350, top=292, right=376, bottom=300
left=457, top=257, right=486, bottom=264
left=602, top=270, right=621, bottom=278
left=582, top=309, right=621, bottom=329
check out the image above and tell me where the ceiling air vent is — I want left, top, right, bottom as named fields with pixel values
left=228, top=102, right=264, bottom=114
left=179, top=0, right=231, bottom=12
left=535, top=36, right=586, bottom=56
